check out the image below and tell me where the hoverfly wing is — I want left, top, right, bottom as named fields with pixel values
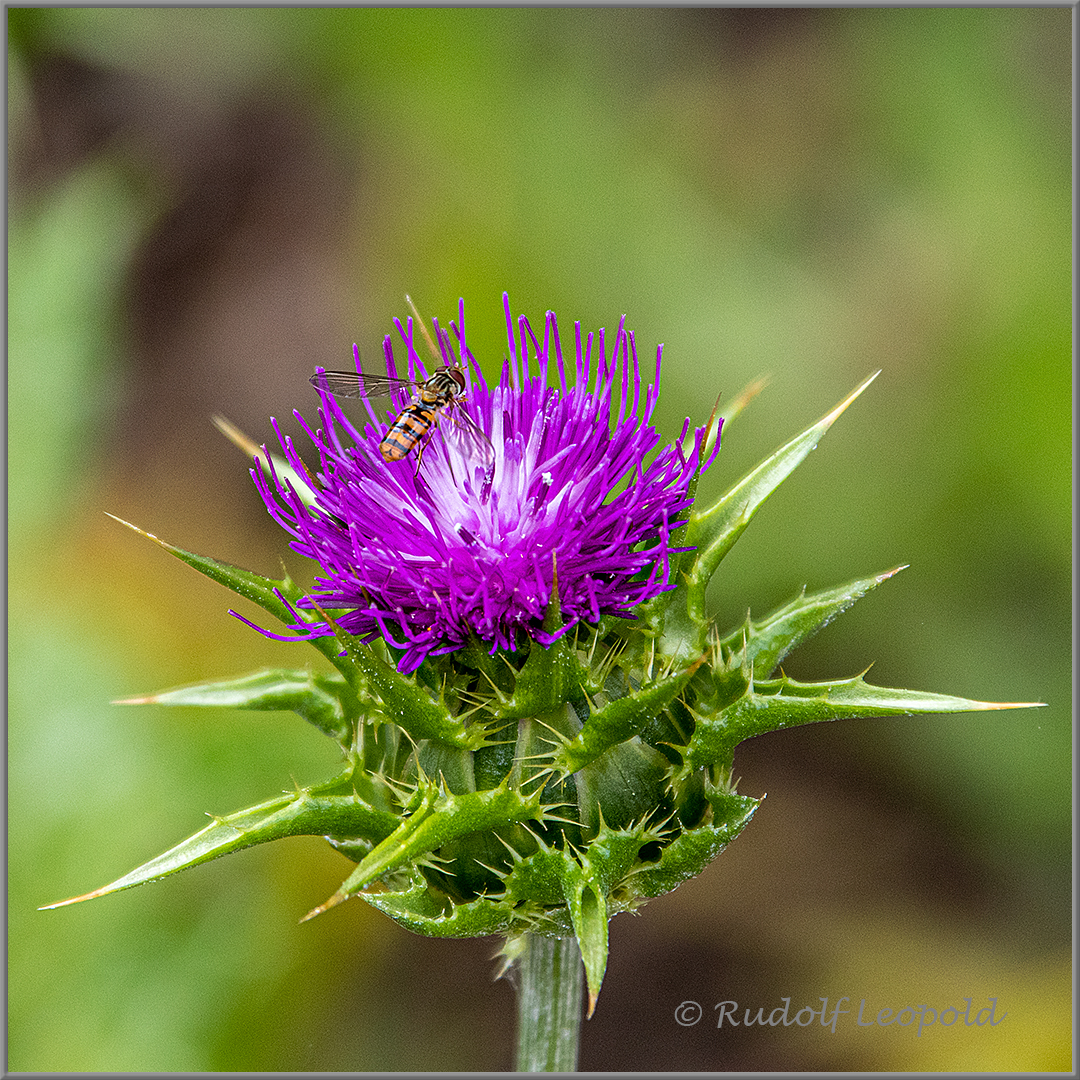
left=310, top=370, right=414, bottom=399
left=444, top=401, right=495, bottom=471
left=309, top=370, right=363, bottom=397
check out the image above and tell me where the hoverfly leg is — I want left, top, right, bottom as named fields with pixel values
left=411, top=419, right=440, bottom=477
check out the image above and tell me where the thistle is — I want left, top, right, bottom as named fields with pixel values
left=43, top=295, right=1040, bottom=1071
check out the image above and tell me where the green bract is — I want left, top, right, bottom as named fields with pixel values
left=45, top=373, right=1034, bottom=1013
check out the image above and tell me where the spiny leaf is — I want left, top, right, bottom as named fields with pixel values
left=312, top=781, right=546, bottom=913
left=670, top=392, right=724, bottom=578
left=553, top=661, right=702, bottom=774
left=106, top=517, right=461, bottom=749
left=670, top=376, right=766, bottom=581
left=718, top=375, right=770, bottom=425
left=689, top=371, right=881, bottom=567
left=322, top=606, right=491, bottom=751
left=687, top=671, right=1046, bottom=769
left=498, top=634, right=584, bottom=721
left=718, top=565, right=907, bottom=679
left=629, top=785, right=760, bottom=898
left=106, top=513, right=306, bottom=622
left=577, top=819, right=657, bottom=895
left=360, top=867, right=518, bottom=938
left=40, top=772, right=400, bottom=909
left=104, top=514, right=360, bottom=685
left=115, top=668, right=362, bottom=743
left=655, top=373, right=880, bottom=662
left=559, top=859, right=608, bottom=1018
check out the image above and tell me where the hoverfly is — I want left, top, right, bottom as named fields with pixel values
left=310, top=299, right=494, bottom=474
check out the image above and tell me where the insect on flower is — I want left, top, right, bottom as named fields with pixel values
left=310, top=298, right=494, bottom=475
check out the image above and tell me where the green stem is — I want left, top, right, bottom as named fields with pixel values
left=513, top=933, right=584, bottom=1072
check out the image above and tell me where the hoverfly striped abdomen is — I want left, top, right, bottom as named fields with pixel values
left=380, top=402, right=441, bottom=463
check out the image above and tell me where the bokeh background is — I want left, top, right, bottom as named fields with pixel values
left=8, top=7, right=1070, bottom=1072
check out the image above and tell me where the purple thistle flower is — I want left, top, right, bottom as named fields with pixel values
left=250, top=295, right=721, bottom=672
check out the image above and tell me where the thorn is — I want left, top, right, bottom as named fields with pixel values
left=963, top=700, right=1048, bottom=710
left=104, top=512, right=172, bottom=550
left=211, top=414, right=263, bottom=460
left=517, top=747, right=561, bottom=762
left=587, top=989, right=599, bottom=1019
left=520, top=768, right=557, bottom=798
left=491, top=832, right=525, bottom=860
left=819, top=370, right=881, bottom=430
left=527, top=715, right=573, bottom=748
left=300, top=891, right=348, bottom=923
left=405, top=294, right=442, bottom=365
left=471, top=858, right=509, bottom=880
left=721, top=375, right=770, bottom=424
left=417, top=854, right=457, bottom=875
left=39, top=886, right=112, bottom=910
left=475, top=666, right=507, bottom=698
left=515, top=821, right=548, bottom=848
left=880, top=564, right=910, bottom=578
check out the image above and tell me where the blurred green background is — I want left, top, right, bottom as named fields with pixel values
left=8, top=7, right=1070, bottom=1072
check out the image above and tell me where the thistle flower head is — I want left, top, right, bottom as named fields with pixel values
left=254, top=295, right=719, bottom=671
